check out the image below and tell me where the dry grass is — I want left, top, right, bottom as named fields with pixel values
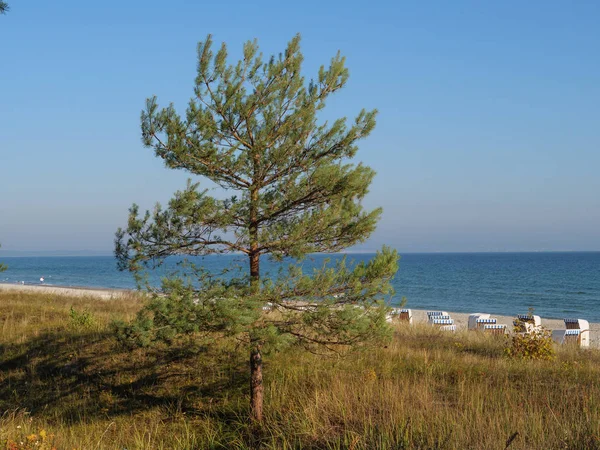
left=1, top=291, right=600, bottom=449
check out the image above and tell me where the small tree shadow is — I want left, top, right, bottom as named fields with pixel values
left=0, top=329, right=249, bottom=424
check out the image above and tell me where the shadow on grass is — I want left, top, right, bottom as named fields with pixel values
left=0, top=329, right=249, bottom=425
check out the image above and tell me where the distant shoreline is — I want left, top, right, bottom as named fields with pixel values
left=1, top=283, right=597, bottom=347
left=2, top=250, right=600, bottom=258
left=0, top=283, right=133, bottom=299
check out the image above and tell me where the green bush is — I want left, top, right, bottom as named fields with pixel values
left=505, top=328, right=555, bottom=360
left=68, top=306, right=96, bottom=329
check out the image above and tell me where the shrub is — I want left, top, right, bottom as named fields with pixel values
left=505, top=328, right=555, bottom=360
left=68, top=306, right=96, bottom=329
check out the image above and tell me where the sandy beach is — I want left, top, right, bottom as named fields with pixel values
left=409, top=309, right=600, bottom=347
left=1, top=283, right=597, bottom=346
left=0, top=283, right=132, bottom=300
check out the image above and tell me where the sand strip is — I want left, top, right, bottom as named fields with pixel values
left=0, top=283, right=132, bottom=300
left=409, top=309, right=599, bottom=347
left=1, top=283, right=596, bottom=346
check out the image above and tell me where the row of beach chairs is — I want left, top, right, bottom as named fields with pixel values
left=387, top=308, right=590, bottom=347
left=387, top=309, right=458, bottom=332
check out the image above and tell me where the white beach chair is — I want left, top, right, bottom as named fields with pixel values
left=483, top=324, right=507, bottom=335
left=432, top=315, right=452, bottom=321
left=429, top=317, right=456, bottom=332
left=386, top=308, right=413, bottom=324
left=431, top=318, right=454, bottom=326
left=468, top=313, right=490, bottom=331
left=427, top=311, right=449, bottom=324
left=513, top=314, right=542, bottom=334
left=431, top=318, right=454, bottom=325
left=475, top=318, right=497, bottom=330
left=427, top=311, right=448, bottom=318
left=551, top=319, right=590, bottom=347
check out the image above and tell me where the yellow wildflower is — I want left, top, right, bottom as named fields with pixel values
left=364, top=368, right=377, bottom=382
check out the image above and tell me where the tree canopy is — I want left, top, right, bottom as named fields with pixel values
left=115, top=34, right=399, bottom=422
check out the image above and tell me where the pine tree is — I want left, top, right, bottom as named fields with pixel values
left=115, top=34, right=399, bottom=422
left=0, top=2, right=8, bottom=15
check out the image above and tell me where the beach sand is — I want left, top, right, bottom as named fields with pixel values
left=1, top=283, right=597, bottom=346
left=409, top=309, right=600, bottom=347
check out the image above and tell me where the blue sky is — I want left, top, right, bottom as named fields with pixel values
left=1, top=0, right=599, bottom=254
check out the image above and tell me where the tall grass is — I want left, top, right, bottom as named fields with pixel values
left=1, top=291, right=599, bottom=449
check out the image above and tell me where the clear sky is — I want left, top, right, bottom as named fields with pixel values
left=1, top=0, right=599, bottom=254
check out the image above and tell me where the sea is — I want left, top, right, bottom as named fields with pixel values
left=1, top=252, right=599, bottom=321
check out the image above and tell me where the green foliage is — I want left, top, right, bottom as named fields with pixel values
left=116, top=247, right=397, bottom=354
left=115, top=33, right=397, bottom=348
left=115, top=33, right=383, bottom=274
left=513, top=307, right=537, bottom=333
left=114, top=34, right=399, bottom=420
left=68, top=306, right=96, bottom=330
left=505, top=328, right=556, bottom=361
left=0, top=2, right=8, bottom=15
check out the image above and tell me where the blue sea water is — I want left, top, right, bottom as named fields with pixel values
left=1, top=252, right=599, bottom=321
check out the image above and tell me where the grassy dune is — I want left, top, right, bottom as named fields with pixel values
left=1, top=291, right=599, bottom=449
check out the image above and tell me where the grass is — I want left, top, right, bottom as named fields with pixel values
left=1, top=291, right=600, bottom=449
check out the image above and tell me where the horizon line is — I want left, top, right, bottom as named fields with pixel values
left=2, top=249, right=600, bottom=257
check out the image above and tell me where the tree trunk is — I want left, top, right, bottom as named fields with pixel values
left=249, top=170, right=262, bottom=422
left=250, top=344, right=264, bottom=422
left=249, top=252, right=260, bottom=282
